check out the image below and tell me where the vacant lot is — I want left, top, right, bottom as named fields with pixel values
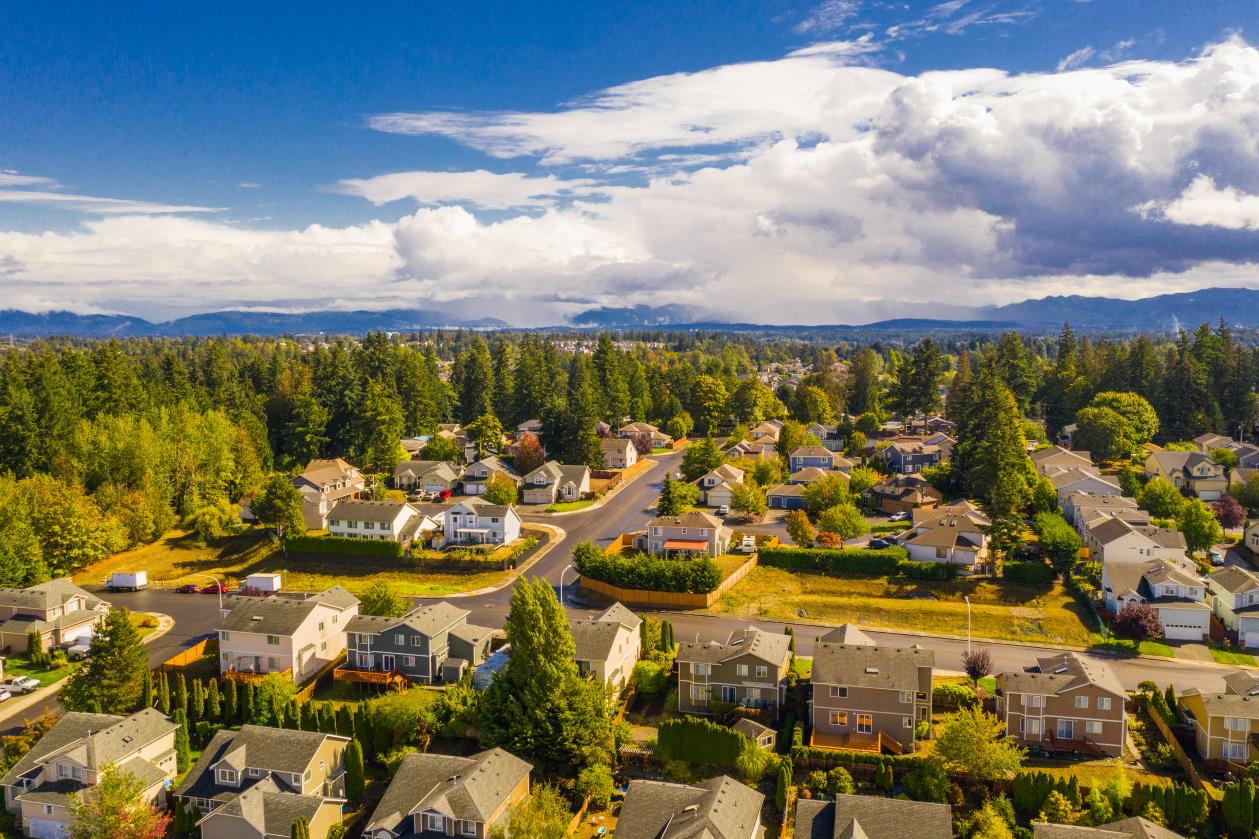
left=712, top=567, right=1093, bottom=645
left=78, top=529, right=511, bottom=596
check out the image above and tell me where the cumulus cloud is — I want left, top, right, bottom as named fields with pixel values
left=1148, top=175, right=1259, bottom=230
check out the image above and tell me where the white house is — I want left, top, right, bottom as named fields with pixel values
left=903, top=517, right=989, bottom=571
left=1102, top=559, right=1211, bottom=641
left=442, top=499, right=522, bottom=546
left=218, top=586, right=360, bottom=684
left=1209, top=566, right=1259, bottom=648
left=1048, top=469, right=1121, bottom=504
left=1063, top=491, right=1143, bottom=529
left=569, top=602, right=642, bottom=692
left=1030, top=446, right=1095, bottom=477
left=600, top=437, right=639, bottom=470
left=697, top=464, right=744, bottom=508
left=327, top=499, right=430, bottom=543
left=1085, top=517, right=1187, bottom=565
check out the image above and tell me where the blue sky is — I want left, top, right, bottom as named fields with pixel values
left=2, top=1, right=1259, bottom=323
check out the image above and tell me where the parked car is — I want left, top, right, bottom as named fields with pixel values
left=176, top=583, right=202, bottom=594
left=717, top=505, right=730, bottom=516
left=1210, top=548, right=1225, bottom=566
left=888, top=512, right=910, bottom=522
left=200, top=583, right=228, bottom=594
left=0, top=689, right=12, bottom=703
left=435, top=489, right=452, bottom=501
left=868, top=537, right=893, bottom=549
left=408, top=489, right=430, bottom=502
left=0, top=676, right=40, bottom=694
left=67, top=643, right=91, bottom=660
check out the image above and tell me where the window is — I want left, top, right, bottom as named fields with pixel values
left=411, top=636, right=422, bottom=646
left=1056, top=719, right=1074, bottom=740
left=736, top=664, right=748, bottom=676
left=318, top=621, right=325, bottom=633
left=903, top=717, right=912, bottom=728
left=746, top=687, right=760, bottom=701
left=1024, top=719, right=1042, bottom=735
left=266, top=635, right=280, bottom=646
left=690, top=685, right=708, bottom=701
left=220, top=631, right=231, bottom=641
left=755, top=665, right=768, bottom=678
left=829, top=711, right=848, bottom=726
left=1085, top=721, right=1102, bottom=735
left=404, top=656, right=415, bottom=667
left=395, top=634, right=405, bottom=645
left=267, top=657, right=278, bottom=670
left=427, top=814, right=445, bottom=831
left=222, top=652, right=229, bottom=662
left=856, top=714, right=873, bottom=734
left=829, top=686, right=848, bottom=699
left=332, top=615, right=337, bottom=625
left=901, top=691, right=914, bottom=704
left=1097, top=697, right=1112, bottom=711
left=1026, top=694, right=1045, bottom=708
left=58, top=764, right=69, bottom=778
left=44, top=805, right=53, bottom=816
left=461, top=821, right=478, bottom=837
left=935, top=547, right=947, bottom=559
left=217, top=769, right=237, bottom=784
left=721, top=685, right=737, bottom=703
left=1229, top=741, right=1248, bottom=760
left=693, top=663, right=711, bottom=676
left=320, top=641, right=327, bottom=652
left=1075, top=695, right=1089, bottom=709
left=1228, top=718, right=1250, bottom=732
left=247, top=768, right=262, bottom=777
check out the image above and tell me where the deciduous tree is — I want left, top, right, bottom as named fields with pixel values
left=1114, top=604, right=1163, bottom=641
left=359, top=581, right=407, bottom=618
left=67, top=764, right=171, bottom=839
left=1177, top=498, right=1223, bottom=556
left=251, top=474, right=306, bottom=543
left=934, top=706, right=1026, bottom=781
left=785, top=509, right=815, bottom=547
left=817, top=503, right=868, bottom=542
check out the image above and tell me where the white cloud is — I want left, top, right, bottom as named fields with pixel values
left=1146, top=175, right=1259, bottom=230
left=1056, top=46, right=1095, bottom=72
left=0, top=171, right=58, bottom=188
left=334, top=170, right=601, bottom=210
left=795, top=0, right=862, bottom=34
left=0, top=189, right=221, bottom=215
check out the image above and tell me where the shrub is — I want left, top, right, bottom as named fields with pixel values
left=1114, top=603, right=1164, bottom=641
left=898, top=560, right=958, bottom=581
left=630, top=661, right=668, bottom=699
left=576, top=765, right=614, bottom=809
left=657, top=717, right=749, bottom=766
left=574, top=547, right=722, bottom=594
left=285, top=534, right=405, bottom=558
left=759, top=546, right=905, bottom=576
left=932, top=683, right=977, bottom=709
left=1002, top=561, right=1055, bottom=584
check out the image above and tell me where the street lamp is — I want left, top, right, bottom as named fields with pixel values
left=964, top=595, right=972, bottom=654
left=559, top=564, right=576, bottom=607
left=194, top=573, right=225, bottom=613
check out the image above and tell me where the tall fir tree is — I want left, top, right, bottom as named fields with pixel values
left=62, top=607, right=151, bottom=715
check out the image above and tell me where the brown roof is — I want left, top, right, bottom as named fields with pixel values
left=812, top=642, right=934, bottom=690
left=649, top=510, right=723, bottom=529
left=678, top=626, right=791, bottom=668
left=996, top=651, right=1124, bottom=698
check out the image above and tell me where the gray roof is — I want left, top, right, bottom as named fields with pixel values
left=648, top=510, right=723, bottom=530
left=1211, top=566, right=1259, bottom=594
left=346, top=601, right=469, bottom=639
left=1222, top=670, right=1259, bottom=696
left=812, top=643, right=934, bottom=690
left=220, top=587, right=357, bottom=636
left=570, top=603, right=640, bottom=662
left=1180, top=687, right=1259, bottom=718
left=795, top=794, right=953, bottom=839
left=448, top=622, right=495, bottom=647
left=996, top=652, right=1124, bottom=698
left=678, top=627, right=791, bottom=668
left=767, top=483, right=806, bottom=497
left=600, top=436, right=633, bottom=452
left=452, top=498, right=516, bottom=519
left=1033, top=819, right=1184, bottom=839
left=732, top=718, right=774, bottom=739
left=792, top=446, right=835, bottom=459
left=467, top=456, right=519, bottom=479
left=200, top=776, right=326, bottom=838
left=1031, top=446, right=1095, bottom=466
left=1089, top=517, right=1186, bottom=550
left=0, top=711, right=124, bottom=787
left=904, top=518, right=985, bottom=550
left=0, top=578, right=100, bottom=613
left=328, top=498, right=411, bottom=523
left=294, top=458, right=359, bottom=487
left=816, top=624, right=874, bottom=646
left=393, top=459, right=459, bottom=481
left=177, top=726, right=347, bottom=802
left=1048, top=469, right=1117, bottom=490
left=363, top=748, right=531, bottom=832
left=1148, top=450, right=1218, bottom=474
left=615, top=776, right=764, bottom=839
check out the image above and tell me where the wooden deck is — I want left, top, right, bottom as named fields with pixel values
left=810, top=730, right=884, bottom=753
left=223, top=668, right=291, bottom=684
left=332, top=664, right=409, bottom=691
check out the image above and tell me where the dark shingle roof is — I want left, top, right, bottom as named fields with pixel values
left=795, top=794, right=953, bottom=839
left=199, top=776, right=326, bottom=837
left=812, top=643, right=933, bottom=690
left=615, top=776, right=764, bottom=839
left=363, top=748, right=531, bottom=833
left=176, top=726, right=346, bottom=802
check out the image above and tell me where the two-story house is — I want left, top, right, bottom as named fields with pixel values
left=1063, top=491, right=1144, bottom=529
left=1179, top=680, right=1259, bottom=767
left=749, top=420, right=785, bottom=441
left=1085, top=518, right=1187, bottom=565
left=1101, top=559, right=1210, bottom=641
left=392, top=459, right=461, bottom=493
left=901, top=506, right=990, bottom=571
left=994, top=652, right=1126, bottom=756
left=0, top=578, right=109, bottom=654
left=600, top=436, right=638, bottom=470
left=1194, top=432, right=1236, bottom=453
left=218, top=586, right=360, bottom=684
left=1030, top=446, right=1096, bottom=477
left=1207, top=566, right=1259, bottom=648
left=340, top=601, right=494, bottom=687
left=880, top=440, right=942, bottom=474
left=796, top=794, right=953, bottom=839
left=676, top=627, right=792, bottom=715
left=866, top=474, right=942, bottom=515
left=1048, top=469, right=1122, bottom=504
left=327, top=499, right=431, bottom=544
left=570, top=602, right=642, bottom=692
left=1, top=709, right=178, bottom=839
left=810, top=628, right=933, bottom=754
left=460, top=456, right=522, bottom=496
left=640, top=510, right=731, bottom=557
left=290, top=458, right=366, bottom=530
left=617, top=777, right=763, bottom=839
left=617, top=421, right=671, bottom=448
left=1144, top=451, right=1228, bottom=500
left=789, top=446, right=847, bottom=474
left=361, top=748, right=531, bottom=839
left=696, top=464, right=745, bottom=509
left=520, top=461, right=591, bottom=505
left=1243, top=520, right=1259, bottom=560
left=441, top=499, right=522, bottom=546
left=725, top=438, right=779, bottom=461
left=176, top=726, right=349, bottom=839
left=806, top=423, right=848, bottom=453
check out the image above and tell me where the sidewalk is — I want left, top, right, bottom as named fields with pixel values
left=440, top=523, right=567, bottom=598
left=0, top=611, right=174, bottom=728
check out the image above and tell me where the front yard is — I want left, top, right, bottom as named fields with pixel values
left=710, top=567, right=1094, bottom=645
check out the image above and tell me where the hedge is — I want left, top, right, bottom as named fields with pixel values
left=286, top=535, right=405, bottom=559
left=1002, top=561, right=1055, bottom=584
left=574, top=550, right=721, bottom=594
left=759, top=546, right=906, bottom=576
left=897, top=561, right=957, bottom=581
left=657, top=717, right=748, bottom=766
left=790, top=744, right=925, bottom=768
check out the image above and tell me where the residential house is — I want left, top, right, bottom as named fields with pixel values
left=327, top=499, right=429, bottom=544
left=1085, top=518, right=1186, bottom=565
left=1244, top=520, right=1259, bottom=558
left=1032, top=819, right=1185, bottom=839
left=994, top=652, right=1126, bottom=756
left=788, top=466, right=831, bottom=485
left=640, top=510, right=731, bottom=556
left=1, top=709, right=178, bottom=839
left=749, top=420, right=785, bottom=441
left=392, top=460, right=460, bottom=493
left=441, top=499, right=522, bottom=547
left=1207, top=566, right=1259, bottom=648
left=766, top=483, right=807, bottom=510
left=1178, top=685, right=1259, bottom=766
left=807, top=423, right=847, bottom=453
left=218, top=586, right=360, bottom=684
left=0, top=578, right=109, bottom=654
left=291, top=458, right=366, bottom=530
left=460, top=456, right=521, bottom=496
left=795, top=793, right=953, bottom=839
left=676, top=627, right=792, bottom=715
left=1063, top=492, right=1143, bottom=529
left=906, top=415, right=957, bottom=436
left=361, top=748, right=531, bottom=839
left=696, top=463, right=745, bottom=509
left=617, top=421, right=671, bottom=448
left=515, top=418, right=543, bottom=437
left=866, top=474, right=942, bottom=515
left=616, top=777, right=763, bottom=839
left=879, top=440, right=942, bottom=474
left=570, top=602, right=642, bottom=691
left=1194, top=432, right=1236, bottom=453
left=734, top=718, right=777, bottom=751
left=599, top=436, right=638, bottom=469
left=1101, top=559, right=1210, bottom=641
left=724, top=438, right=779, bottom=461
left=1049, top=469, right=1121, bottom=504
left=176, top=726, right=349, bottom=839
left=1144, top=451, right=1228, bottom=500
left=1234, top=445, right=1259, bottom=469
left=1031, top=446, right=1096, bottom=477
left=399, top=437, right=427, bottom=460
left=921, top=432, right=956, bottom=461
left=810, top=630, right=933, bottom=754
left=789, top=446, right=846, bottom=473
left=341, top=601, right=495, bottom=687
left=520, top=461, right=591, bottom=505
left=901, top=509, right=990, bottom=571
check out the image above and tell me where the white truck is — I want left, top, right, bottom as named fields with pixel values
left=243, top=573, right=282, bottom=593
left=107, top=571, right=147, bottom=591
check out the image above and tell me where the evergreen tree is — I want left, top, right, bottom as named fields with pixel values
left=890, top=339, right=946, bottom=417
left=291, top=816, right=311, bottom=839
left=847, top=348, right=882, bottom=417
left=206, top=678, right=221, bottom=721
left=351, top=379, right=406, bottom=472
left=593, top=334, right=630, bottom=423
left=336, top=704, right=355, bottom=738
left=492, top=339, right=518, bottom=426
left=157, top=671, right=171, bottom=715
left=241, top=682, right=255, bottom=724
left=223, top=677, right=237, bottom=723
left=174, top=673, right=189, bottom=720
left=301, top=700, right=318, bottom=732
left=994, top=332, right=1040, bottom=413
left=345, top=739, right=366, bottom=801
left=453, top=337, right=495, bottom=423
left=252, top=474, right=307, bottom=544
left=62, top=608, right=151, bottom=715
left=1221, top=779, right=1254, bottom=838
left=140, top=668, right=153, bottom=711
left=173, top=709, right=192, bottom=774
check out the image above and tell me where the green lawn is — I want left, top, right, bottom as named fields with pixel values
left=712, top=567, right=1093, bottom=645
left=1090, top=635, right=1175, bottom=657
left=791, top=657, right=812, bottom=679
left=1211, top=648, right=1256, bottom=666
left=5, top=657, right=79, bottom=688
left=651, top=447, right=674, bottom=454
left=869, top=522, right=907, bottom=534
left=545, top=499, right=596, bottom=513
left=1023, top=755, right=1173, bottom=788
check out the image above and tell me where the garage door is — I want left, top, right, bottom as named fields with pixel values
left=29, top=818, right=66, bottom=839
left=1199, top=490, right=1222, bottom=501
left=1162, top=621, right=1207, bottom=641
left=1244, top=631, right=1259, bottom=649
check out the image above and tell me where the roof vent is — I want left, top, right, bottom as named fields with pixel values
left=1053, top=666, right=1068, bottom=674
left=251, top=615, right=263, bottom=621
left=864, top=667, right=879, bottom=675
left=121, top=736, right=133, bottom=744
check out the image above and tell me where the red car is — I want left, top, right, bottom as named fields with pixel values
left=200, top=583, right=228, bottom=594
left=436, top=489, right=452, bottom=501
left=175, top=583, right=201, bottom=594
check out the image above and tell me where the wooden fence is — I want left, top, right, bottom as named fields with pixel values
left=294, top=653, right=346, bottom=703
left=579, top=555, right=757, bottom=609
left=1141, top=695, right=1206, bottom=791
left=564, top=796, right=592, bottom=838
left=158, top=638, right=216, bottom=673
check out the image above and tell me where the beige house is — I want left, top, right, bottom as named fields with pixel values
left=1144, top=451, right=1228, bottom=500
left=810, top=627, right=933, bottom=754
left=461, top=456, right=521, bottom=496
left=0, top=578, right=109, bottom=654
left=1064, top=492, right=1146, bottom=532
left=362, top=748, right=530, bottom=839
left=901, top=504, right=990, bottom=571
left=1207, top=566, right=1259, bottom=648
left=520, top=461, right=590, bottom=505
left=617, top=777, right=763, bottom=839
left=1085, top=518, right=1186, bottom=565
left=677, top=626, right=792, bottom=715
left=1032, top=818, right=1185, bottom=839
left=600, top=436, right=638, bottom=469
left=1, top=709, right=178, bottom=839
left=1101, top=560, right=1210, bottom=641
left=617, top=421, right=671, bottom=448
left=1030, top=446, right=1096, bottom=477
left=867, top=474, right=942, bottom=514
left=177, top=725, right=349, bottom=839
left=392, top=459, right=460, bottom=493
left=290, top=458, right=366, bottom=530
left=641, top=510, right=731, bottom=556
left=1048, top=469, right=1121, bottom=504
left=1179, top=673, right=1259, bottom=766
left=218, top=586, right=360, bottom=684
left=749, top=420, right=785, bottom=440
left=697, top=463, right=745, bottom=508
left=1244, top=520, right=1259, bottom=558
left=995, top=652, right=1126, bottom=756
left=327, top=499, right=430, bottom=543
left=570, top=602, right=642, bottom=692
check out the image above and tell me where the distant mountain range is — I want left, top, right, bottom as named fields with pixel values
left=2, top=287, right=1258, bottom=337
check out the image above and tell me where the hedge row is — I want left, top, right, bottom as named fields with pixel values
left=1002, top=561, right=1056, bottom=584
left=286, top=534, right=405, bottom=558
left=759, top=546, right=907, bottom=576
left=897, top=561, right=957, bottom=581
left=790, top=744, right=925, bottom=768
left=574, top=550, right=721, bottom=594
left=657, top=717, right=747, bottom=766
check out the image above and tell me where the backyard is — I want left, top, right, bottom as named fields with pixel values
left=711, top=567, right=1094, bottom=645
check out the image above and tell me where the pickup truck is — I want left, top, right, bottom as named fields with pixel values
left=0, top=676, right=40, bottom=695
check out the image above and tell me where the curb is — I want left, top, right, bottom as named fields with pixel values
left=437, top=523, right=568, bottom=599
left=522, top=453, right=677, bottom=519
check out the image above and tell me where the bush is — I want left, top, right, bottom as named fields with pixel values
left=630, top=661, right=668, bottom=699
left=574, top=548, right=722, bottom=594
left=898, top=560, right=958, bottom=581
left=932, top=683, right=977, bottom=710
left=576, top=765, right=614, bottom=809
left=657, top=717, right=749, bottom=766
left=1002, top=561, right=1056, bottom=584
left=286, top=534, right=405, bottom=558
left=759, top=546, right=906, bottom=576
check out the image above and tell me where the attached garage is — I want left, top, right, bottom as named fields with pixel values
left=29, top=818, right=67, bottom=839
left=1239, top=617, right=1259, bottom=649
left=767, top=484, right=806, bottom=510
left=1155, top=604, right=1211, bottom=641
